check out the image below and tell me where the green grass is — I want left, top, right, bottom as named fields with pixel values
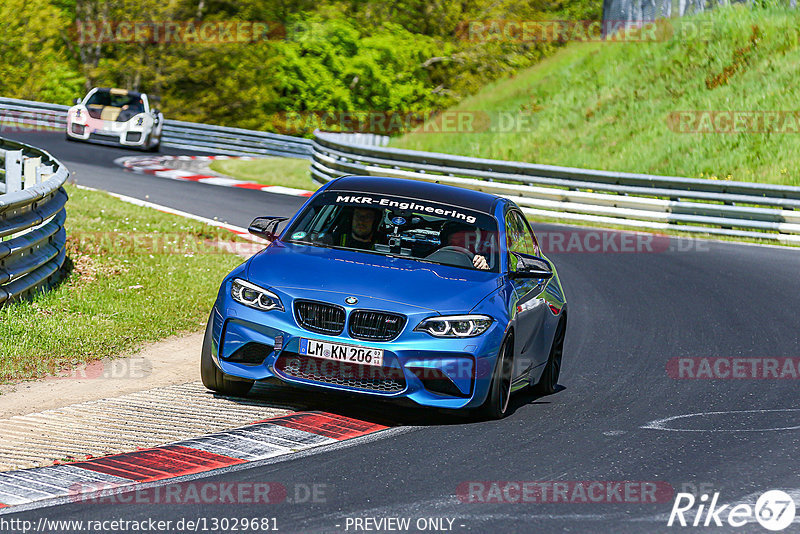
left=0, top=184, right=245, bottom=383
left=527, top=213, right=795, bottom=249
left=392, top=6, right=800, bottom=186
left=209, top=157, right=317, bottom=190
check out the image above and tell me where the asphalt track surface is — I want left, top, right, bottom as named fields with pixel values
left=3, top=131, right=800, bottom=533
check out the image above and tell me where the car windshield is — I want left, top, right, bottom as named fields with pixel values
left=283, top=190, right=501, bottom=272
left=85, top=90, right=145, bottom=113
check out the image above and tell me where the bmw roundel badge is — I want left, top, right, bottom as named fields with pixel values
left=345, top=296, right=358, bottom=305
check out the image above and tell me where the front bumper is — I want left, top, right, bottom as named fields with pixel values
left=209, top=300, right=505, bottom=410
left=66, top=119, right=150, bottom=147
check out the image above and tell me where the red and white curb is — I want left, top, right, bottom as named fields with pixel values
left=0, top=411, right=387, bottom=510
left=114, top=155, right=313, bottom=197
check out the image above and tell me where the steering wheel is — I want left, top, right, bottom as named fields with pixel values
left=425, top=245, right=474, bottom=268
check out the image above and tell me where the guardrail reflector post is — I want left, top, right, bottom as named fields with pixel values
left=36, top=164, right=54, bottom=184
left=24, top=156, right=41, bottom=189
left=4, top=149, right=22, bottom=193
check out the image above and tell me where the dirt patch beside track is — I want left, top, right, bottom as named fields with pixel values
left=0, top=331, right=205, bottom=418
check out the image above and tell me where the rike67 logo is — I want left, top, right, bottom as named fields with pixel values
left=668, top=490, right=796, bottom=531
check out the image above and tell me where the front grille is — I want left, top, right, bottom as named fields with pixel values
left=294, top=300, right=345, bottom=335
left=125, top=131, right=142, bottom=142
left=71, top=124, right=85, bottom=134
left=276, top=354, right=406, bottom=393
left=349, top=310, right=406, bottom=341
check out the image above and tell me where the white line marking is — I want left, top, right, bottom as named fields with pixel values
left=71, top=184, right=258, bottom=238
left=260, top=185, right=313, bottom=195
left=641, top=408, right=800, bottom=432
left=197, top=177, right=241, bottom=186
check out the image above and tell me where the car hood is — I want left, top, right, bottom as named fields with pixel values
left=245, top=242, right=501, bottom=314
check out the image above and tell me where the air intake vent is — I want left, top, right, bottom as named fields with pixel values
left=349, top=310, right=406, bottom=341
left=294, top=300, right=346, bottom=335
left=223, top=342, right=273, bottom=364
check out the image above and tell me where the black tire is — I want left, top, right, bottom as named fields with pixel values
left=146, top=134, right=160, bottom=152
left=534, top=316, right=566, bottom=395
left=200, top=313, right=254, bottom=397
left=476, top=335, right=514, bottom=420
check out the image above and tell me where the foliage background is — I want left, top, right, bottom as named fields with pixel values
left=0, top=0, right=600, bottom=134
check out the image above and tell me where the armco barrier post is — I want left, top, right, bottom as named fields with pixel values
left=4, top=149, right=22, bottom=193
left=24, top=156, right=41, bottom=189
left=36, top=164, right=54, bottom=184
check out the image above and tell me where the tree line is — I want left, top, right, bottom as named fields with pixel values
left=0, top=0, right=599, bottom=135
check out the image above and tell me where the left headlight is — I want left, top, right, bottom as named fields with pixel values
left=414, top=315, right=493, bottom=338
left=231, top=278, right=284, bottom=312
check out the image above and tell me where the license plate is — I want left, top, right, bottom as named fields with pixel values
left=298, top=338, right=384, bottom=367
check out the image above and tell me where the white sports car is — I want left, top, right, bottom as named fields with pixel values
left=66, top=88, right=163, bottom=151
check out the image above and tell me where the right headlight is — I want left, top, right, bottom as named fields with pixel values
left=231, top=278, right=283, bottom=312
left=414, top=315, right=493, bottom=338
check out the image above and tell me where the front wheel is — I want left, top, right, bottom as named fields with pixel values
left=200, top=313, right=254, bottom=397
left=476, top=336, right=514, bottom=420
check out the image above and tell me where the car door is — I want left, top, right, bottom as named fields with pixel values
left=506, top=210, right=549, bottom=380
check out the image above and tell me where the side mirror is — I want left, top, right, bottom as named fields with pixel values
left=73, top=98, right=82, bottom=105
left=249, top=216, right=289, bottom=240
left=509, top=252, right=553, bottom=280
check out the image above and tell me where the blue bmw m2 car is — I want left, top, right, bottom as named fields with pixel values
left=201, top=176, right=566, bottom=419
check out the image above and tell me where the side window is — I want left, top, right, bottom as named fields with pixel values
left=506, top=211, right=532, bottom=255
left=506, top=211, right=528, bottom=271
left=519, top=214, right=540, bottom=256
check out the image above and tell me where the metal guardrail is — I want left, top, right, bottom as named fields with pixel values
left=0, top=136, right=69, bottom=306
left=604, top=0, right=796, bottom=33
left=312, top=131, right=800, bottom=244
left=4, top=97, right=799, bottom=245
left=0, top=97, right=313, bottom=159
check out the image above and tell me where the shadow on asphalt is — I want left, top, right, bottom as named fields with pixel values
left=211, top=378, right=566, bottom=428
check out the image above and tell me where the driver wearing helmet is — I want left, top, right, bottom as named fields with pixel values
left=440, top=221, right=489, bottom=270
